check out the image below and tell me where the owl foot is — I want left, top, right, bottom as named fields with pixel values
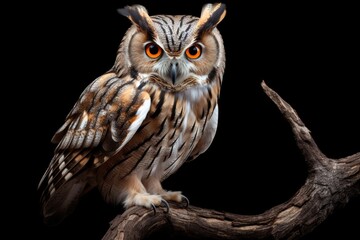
left=161, top=191, right=189, bottom=208
left=126, top=193, right=160, bottom=208
left=125, top=193, right=170, bottom=214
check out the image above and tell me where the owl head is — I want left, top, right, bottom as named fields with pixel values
left=115, top=3, right=226, bottom=92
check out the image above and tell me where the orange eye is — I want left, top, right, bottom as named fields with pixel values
left=185, top=44, right=202, bottom=59
left=145, top=42, right=162, bottom=59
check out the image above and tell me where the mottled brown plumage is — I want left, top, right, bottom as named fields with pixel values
left=38, top=3, right=226, bottom=225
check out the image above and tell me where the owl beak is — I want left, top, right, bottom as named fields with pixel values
left=170, top=62, right=179, bottom=84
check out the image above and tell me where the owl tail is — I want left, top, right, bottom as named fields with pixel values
left=40, top=178, right=88, bottom=226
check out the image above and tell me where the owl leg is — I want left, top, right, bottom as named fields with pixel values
left=143, top=177, right=189, bottom=207
left=120, top=174, right=164, bottom=211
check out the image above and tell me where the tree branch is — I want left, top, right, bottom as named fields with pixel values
left=102, top=81, right=360, bottom=240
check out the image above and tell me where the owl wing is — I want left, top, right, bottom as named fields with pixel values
left=38, top=72, right=150, bottom=224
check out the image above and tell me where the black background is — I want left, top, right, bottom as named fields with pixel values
left=10, top=0, right=359, bottom=239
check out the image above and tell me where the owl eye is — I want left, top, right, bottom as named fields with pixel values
left=185, top=44, right=202, bottom=59
left=145, top=42, right=163, bottom=59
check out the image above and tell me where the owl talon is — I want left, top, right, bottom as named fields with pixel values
left=149, top=199, right=169, bottom=214
left=161, top=199, right=170, bottom=213
left=181, top=195, right=190, bottom=208
left=150, top=203, right=157, bottom=215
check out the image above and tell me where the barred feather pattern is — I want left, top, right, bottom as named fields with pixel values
left=38, top=3, right=226, bottom=225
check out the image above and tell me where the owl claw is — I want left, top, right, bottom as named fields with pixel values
left=150, top=203, right=157, bottom=215
left=161, top=199, right=170, bottom=213
left=181, top=194, right=190, bottom=208
left=149, top=199, right=169, bottom=215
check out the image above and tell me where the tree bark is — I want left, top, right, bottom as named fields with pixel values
left=102, top=81, right=360, bottom=240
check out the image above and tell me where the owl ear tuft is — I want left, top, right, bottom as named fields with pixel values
left=118, top=5, right=155, bottom=39
left=196, top=3, right=226, bottom=38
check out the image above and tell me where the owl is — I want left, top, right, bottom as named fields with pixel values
left=38, top=3, right=226, bottom=225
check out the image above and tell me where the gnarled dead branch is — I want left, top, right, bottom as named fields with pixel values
left=102, top=81, right=360, bottom=240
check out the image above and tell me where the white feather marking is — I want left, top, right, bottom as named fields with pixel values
left=209, top=105, right=219, bottom=131
left=49, top=183, right=55, bottom=192
left=119, top=98, right=151, bottom=149
left=58, top=154, right=65, bottom=164
left=59, top=162, right=65, bottom=171
left=78, top=111, right=89, bottom=130
left=130, top=99, right=151, bottom=132
left=64, top=172, right=73, bottom=181
left=50, top=188, right=55, bottom=195
left=61, top=168, right=69, bottom=176
left=47, top=176, right=53, bottom=185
